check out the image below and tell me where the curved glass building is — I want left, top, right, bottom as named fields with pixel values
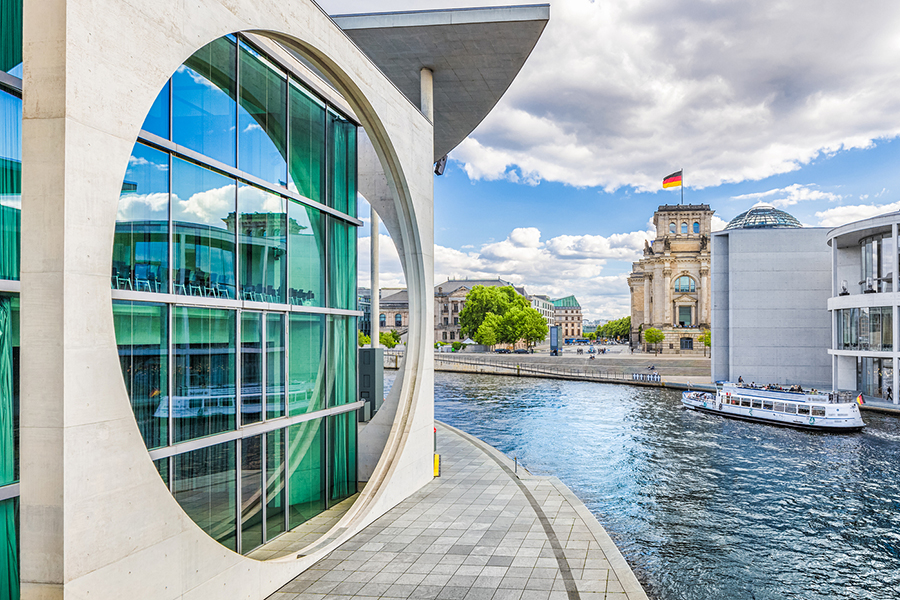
left=111, top=34, right=361, bottom=554
left=724, top=204, right=802, bottom=230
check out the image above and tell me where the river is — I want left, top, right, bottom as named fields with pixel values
left=387, top=370, right=900, bottom=600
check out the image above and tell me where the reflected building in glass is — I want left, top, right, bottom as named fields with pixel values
left=829, top=213, right=900, bottom=403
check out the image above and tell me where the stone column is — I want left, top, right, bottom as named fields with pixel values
left=700, top=267, right=709, bottom=327
left=643, top=276, right=651, bottom=328
left=370, top=209, right=380, bottom=348
left=663, top=266, right=672, bottom=325
left=420, top=67, right=434, bottom=122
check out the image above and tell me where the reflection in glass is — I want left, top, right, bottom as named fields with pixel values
left=327, top=316, right=356, bottom=407
left=172, top=158, right=236, bottom=299
left=288, top=81, right=325, bottom=201
left=154, top=458, right=169, bottom=488
left=0, top=89, right=21, bottom=281
left=174, top=307, right=236, bottom=442
left=238, top=43, right=287, bottom=186
left=174, top=442, right=236, bottom=551
left=238, top=184, right=286, bottom=303
left=1, top=0, right=22, bottom=76
left=288, top=418, right=325, bottom=528
left=241, top=435, right=263, bottom=552
left=114, top=143, right=169, bottom=293
left=0, top=496, right=19, bottom=600
left=329, top=412, right=357, bottom=503
left=0, top=294, right=18, bottom=487
left=113, top=301, right=168, bottom=449
left=288, top=200, right=324, bottom=307
left=142, top=80, right=170, bottom=140
left=266, top=429, right=286, bottom=541
left=328, top=218, right=357, bottom=310
left=328, top=112, right=357, bottom=217
left=172, top=36, right=237, bottom=166
left=266, top=313, right=285, bottom=419
left=883, top=307, right=893, bottom=351
left=288, top=313, right=324, bottom=416
left=241, top=312, right=263, bottom=425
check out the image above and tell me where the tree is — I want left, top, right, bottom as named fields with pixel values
left=459, top=285, right=529, bottom=339
left=358, top=331, right=370, bottom=347
left=520, top=308, right=549, bottom=347
left=643, top=327, right=664, bottom=354
left=586, top=332, right=596, bottom=341
left=699, top=329, right=711, bottom=356
left=380, top=329, right=401, bottom=349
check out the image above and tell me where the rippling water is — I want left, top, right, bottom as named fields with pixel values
left=388, top=371, right=900, bottom=600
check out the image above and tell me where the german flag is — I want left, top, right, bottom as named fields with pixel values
left=663, top=170, right=683, bottom=189
left=856, top=393, right=865, bottom=406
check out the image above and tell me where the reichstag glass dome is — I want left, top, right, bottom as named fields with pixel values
left=725, top=204, right=802, bottom=229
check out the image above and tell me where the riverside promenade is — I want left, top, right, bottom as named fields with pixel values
left=268, top=422, right=649, bottom=600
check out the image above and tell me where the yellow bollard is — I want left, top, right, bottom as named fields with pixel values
left=433, top=453, right=441, bottom=477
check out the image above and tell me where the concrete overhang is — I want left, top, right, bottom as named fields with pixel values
left=333, top=4, right=550, bottom=162
left=827, top=211, right=900, bottom=248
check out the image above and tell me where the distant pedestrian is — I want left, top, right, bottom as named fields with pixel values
left=887, top=386, right=893, bottom=402
left=738, top=376, right=744, bottom=384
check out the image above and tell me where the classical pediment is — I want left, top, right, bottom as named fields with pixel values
left=672, top=293, right=697, bottom=303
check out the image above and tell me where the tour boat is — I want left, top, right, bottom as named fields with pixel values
left=682, top=382, right=866, bottom=432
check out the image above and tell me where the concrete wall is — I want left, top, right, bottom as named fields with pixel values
left=21, top=1, right=434, bottom=599
left=711, top=228, right=832, bottom=388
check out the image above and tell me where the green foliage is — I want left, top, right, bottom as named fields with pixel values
left=380, top=329, right=401, bottom=349
left=700, top=329, right=711, bottom=347
left=598, top=316, right=631, bottom=340
left=586, top=332, right=596, bottom=341
left=451, top=341, right=464, bottom=352
left=643, top=327, right=664, bottom=345
left=358, top=330, right=370, bottom=347
left=458, top=285, right=547, bottom=347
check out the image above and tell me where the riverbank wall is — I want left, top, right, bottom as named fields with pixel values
left=382, top=351, right=900, bottom=415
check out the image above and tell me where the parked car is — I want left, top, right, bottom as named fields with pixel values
left=513, top=348, right=529, bottom=354
left=494, top=348, right=511, bottom=354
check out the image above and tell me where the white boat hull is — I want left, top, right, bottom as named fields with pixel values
left=681, top=386, right=866, bottom=432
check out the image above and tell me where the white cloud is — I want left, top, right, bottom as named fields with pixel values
left=357, top=233, right=406, bottom=289
left=815, top=201, right=900, bottom=228
left=171, top=184, right=236, bottom=226
left=731, top=183, right=842, bottom=208
left=405, top=0, right=900, bottom=193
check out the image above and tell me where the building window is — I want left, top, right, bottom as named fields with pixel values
left=442, top=332, right=447, bottom=340
left=109, top=35, right=360, bottom=556
left=450, top=332, right=455, bottom=340
left=693, top=221, right=700, bottom=233
left=454, top=317, right=459, bottom=325
left=674, top=276, right=695, bottom=293
left=379, top=314, right=386, bottom=327
left=669, top=222, right=676, bottom=233
left=678, top=306, right=692, bottom=327
left=680, top=337, right=693, bottom=350
left=395, top=313, right=402, bottom=326
left=681, top=222, right=688, bottom=234
left=443, top=317, right=448, bottom=325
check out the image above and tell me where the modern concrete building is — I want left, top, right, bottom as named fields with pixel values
left=712, top=206, right=832, bottom=388
left=827, top=212, right=900, bottom=403
left=628, top=204, right=714, bottom=354
left=553, top=295, right=583, bottom=339
left=0, top=2, right=547, bottom=599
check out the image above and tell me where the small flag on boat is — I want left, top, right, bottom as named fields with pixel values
left=856, top=393, right=865, bottom=406
left=663, top=170, right=683, bottom=188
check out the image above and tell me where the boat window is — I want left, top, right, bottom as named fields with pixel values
left=812, top=407, right=826, bottom=417
left=741, top=399, right=751, bottom=407
left=783, top=403, right=796, bottom=414
left=798, top=405, right=810, bottom=416
left=762, top=401, right=774, bottom=410
left=731, top=398, right=740, bottom=405
left=751, top=400, right=762, bottom=409
left=774, top=402, right=785, bottom=412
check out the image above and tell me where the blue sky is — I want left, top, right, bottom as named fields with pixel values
left=332, top=0, right=900, bottom=319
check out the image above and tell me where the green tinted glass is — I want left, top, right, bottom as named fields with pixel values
left=288, top=419, right=324, bottom=528
left=288, top=313, right=324, bottom=416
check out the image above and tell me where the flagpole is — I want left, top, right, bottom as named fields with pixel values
left=681, top=169, right=684, bottom=205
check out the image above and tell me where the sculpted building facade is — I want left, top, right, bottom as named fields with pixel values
left=628, top=205, right=714, bottom=354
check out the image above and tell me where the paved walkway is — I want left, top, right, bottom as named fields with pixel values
left=269, top=422, right=648, bottom=600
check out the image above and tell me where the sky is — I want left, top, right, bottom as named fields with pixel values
left=320, top=0, right=900, bottom=320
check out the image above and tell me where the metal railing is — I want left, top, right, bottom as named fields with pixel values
left=431, top=354, right=639, bottom=382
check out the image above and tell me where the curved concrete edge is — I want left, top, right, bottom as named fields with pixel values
left=20, top=1, right=433, bottom=599
left=436, top=420, right=651, bottom=600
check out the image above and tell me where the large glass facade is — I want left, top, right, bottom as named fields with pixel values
left=1, top=3, right=21, bottom=595
left=859, top=233, right=894, bottom=293
left=836, top=307, right=893, bottom=352
left=108, top=34, right=360, bottom=557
